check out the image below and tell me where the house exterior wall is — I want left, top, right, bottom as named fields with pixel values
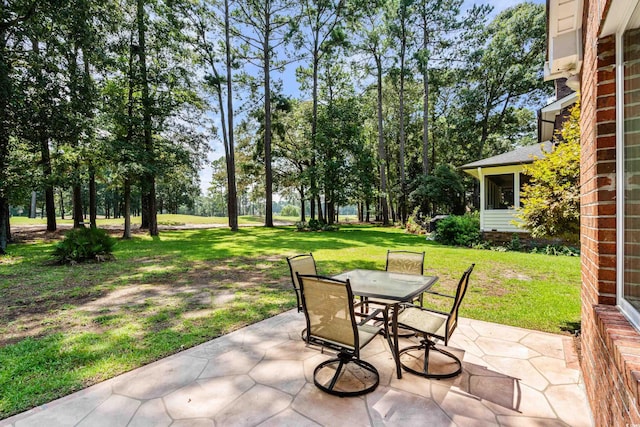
left=482, top=210, right=523, bottom=233
left=476, top=165, right=526, bottom=233
left=580, top=0, right=640, bottom=425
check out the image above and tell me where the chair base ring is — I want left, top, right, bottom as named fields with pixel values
left=313, top=354, right=379, bottom=397
left=399, top=343, right=462, bottom=379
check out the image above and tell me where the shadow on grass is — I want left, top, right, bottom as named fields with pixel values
left=0, top=293, right=293, bottom=420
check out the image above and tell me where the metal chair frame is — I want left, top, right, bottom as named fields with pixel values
left=396, top=264, right=475, bottom=379
left=286, top=253, right=317, bottom=312
left=298, top=273, right=381, bottom=397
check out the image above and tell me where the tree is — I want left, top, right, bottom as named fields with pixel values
left=271, top=100, right=312, bottom=221
left=181, top=0, right=239, bottom=230
left=412, top=0, right=490, bottom=175
left=234, top=0, right=294, bottom=227
left=0, top=1, right=41, bottom=254
left=353, top=1, right=390, bottom=224
left=293, top=0, right=347, bottom=222
left=517, top=101, right=580, bottom=243
left=461, top=3, right=550, bottom=160
left=387, top=0, right=413, bottom=224
left=409, top=163, right=465, bottom=215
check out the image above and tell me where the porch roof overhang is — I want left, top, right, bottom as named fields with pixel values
left=460, top=142, right=554, bottom=179
left=544, top=0, right=584, bottom=81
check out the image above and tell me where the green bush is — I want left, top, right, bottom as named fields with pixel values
left=308, top=218, right=324, bottom=231
left=293, top=219, right=339, bottom=232
left=406, top=207, right=427, bottom=235
left=280, top=205, right=299, bottom=217
left=52, top=227, right=116, bottom=264
left=434, top=213, right=481, bottom=247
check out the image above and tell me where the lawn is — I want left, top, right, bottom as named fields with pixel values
left=9, top=213, right=296, bottom=227
left=0, top=223, right=581, bottom=419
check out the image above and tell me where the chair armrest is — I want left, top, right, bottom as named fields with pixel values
left=357, top=308, right=384, bottom=325
left=399, top=302, right=448, bottom=317
left=424, top=290, right=455, bottom=299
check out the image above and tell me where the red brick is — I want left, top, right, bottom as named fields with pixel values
left=597, top=95, right=617, bottom=109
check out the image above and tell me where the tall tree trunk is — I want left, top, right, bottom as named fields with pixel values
left=398, top=11, right=407, bottom=225
left=310, top=50, right=319, bottom=221
left=123, top=30, right=135, bottom=237
left=421, top=7, right=430, bottom=175
left=89, top=165, right=97, bottom=228
left=224, top=0, right=238, bottom=231
left=263, top=15, right=273, bottom=227
left=58, top=188, right=65, bottom=219
left=0, top=9, right=11, bottom=253
left=123, top=179, right=131, bottom=239
left=72, top=184, right=84, bottom=227
left=299, top=187, right=305, bottom=222
left=32, top=37, right=57, bottom=231
left=316, top=196, right=323, bottom=222
left=67, top=46, right=84, bottom=229
left=375, top=56, right=389, bottom=225
left=137, top=0, right=157, bottom=236
left=29, top=191, right=36, bottom=218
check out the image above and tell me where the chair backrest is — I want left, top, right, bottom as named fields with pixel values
left=287, top=254, right=317, bottom=312
left=297, top=274, right=359, bottom=353
left=386, top=250, right=425, bottom=275
left=445, top=264, right=475, bottom=341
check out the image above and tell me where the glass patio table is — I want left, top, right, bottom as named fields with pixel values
left=333, top=269, right=438, bottom=379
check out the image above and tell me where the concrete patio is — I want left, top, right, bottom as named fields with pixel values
left=2, top=310, right=593, bottom=427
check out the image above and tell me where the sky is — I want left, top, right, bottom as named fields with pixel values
left=198, top=0, right=546, bottom=195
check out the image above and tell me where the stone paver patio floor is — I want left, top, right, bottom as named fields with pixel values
left=2, top=310, right=593, bottom=427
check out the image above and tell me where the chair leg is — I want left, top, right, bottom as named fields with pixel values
left=399, top=337, right=462, bottom=379
left=313, top=352, right=379, bottom=397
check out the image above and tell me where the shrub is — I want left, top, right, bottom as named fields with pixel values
left=52, top=227, right=116, bottom=264
left=517, top=100, right=580, bottom=243
left=435, top=213, right=481, bottom=247
left=406, top=207, right=428, bottom=235
left=293, top=219, right=339, bottom=232
left=280, top=205, right=300, bottom=217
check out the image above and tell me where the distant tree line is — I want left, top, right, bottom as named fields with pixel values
left=0, top=0, right=550, bottom=254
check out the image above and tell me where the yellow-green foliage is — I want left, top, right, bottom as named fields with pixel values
left=518, top=100, right=580, bottom=243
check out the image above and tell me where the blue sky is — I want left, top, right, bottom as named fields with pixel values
left=199, top=0, right=546, bottom=194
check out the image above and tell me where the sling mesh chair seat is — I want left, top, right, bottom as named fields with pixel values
left=396, top=264, right=475, bottom=379
left=298, top=274, right=382, bottom=397
left=287, top=253, right=318, bottom=340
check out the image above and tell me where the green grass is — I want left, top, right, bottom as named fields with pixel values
left=0, top=223, right=580, bottom=419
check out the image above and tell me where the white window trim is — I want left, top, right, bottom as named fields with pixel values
left=616, top=3, right=640, bottom=328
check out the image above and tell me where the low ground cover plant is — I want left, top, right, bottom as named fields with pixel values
left=52, top=227, right=116, bottom=264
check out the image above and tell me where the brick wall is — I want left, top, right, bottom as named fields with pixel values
left=580, top=1, right=640, bottom=425
left=480, top=231, right=568, bottom=249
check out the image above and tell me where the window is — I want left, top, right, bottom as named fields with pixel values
left=618, top=3, right=640, bottom=326
left=519, top=173, right=531, bottom=207
left=485, top=174, right=514, bottom=210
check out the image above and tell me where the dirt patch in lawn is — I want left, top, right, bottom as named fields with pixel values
left=1, top=255, right=289, bottom=347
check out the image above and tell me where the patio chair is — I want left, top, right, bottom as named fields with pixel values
left=286, top=253, right=317, bottom=313
left=297, top=273, right=381, bottom=397
left=396, top=263, right=475, bottom=379
left=386, top=250, right=426, bottom=305
left=362, top=250, right=426, bottom=335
